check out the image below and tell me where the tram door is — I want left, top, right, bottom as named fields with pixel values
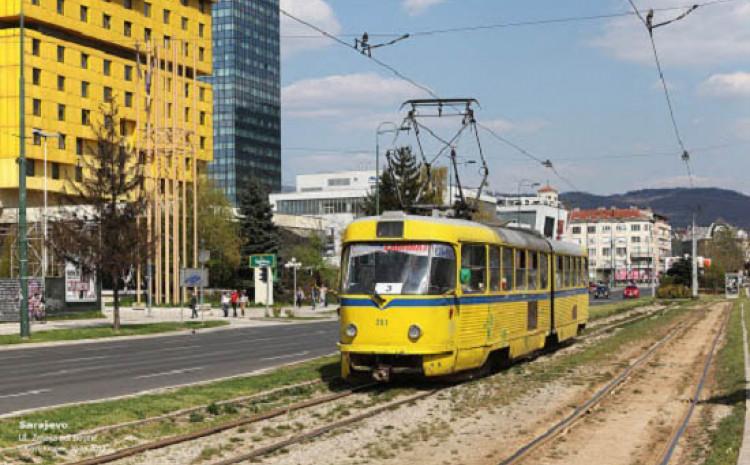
left=457, top=244, right=490, bottom=366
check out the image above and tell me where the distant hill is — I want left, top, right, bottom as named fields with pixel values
left=560, top=188, right=750, bottom=230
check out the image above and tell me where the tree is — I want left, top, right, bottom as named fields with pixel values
left=362, top=146, right=441, bottom=215
left=238, top=178, right=279, bottom=258
left=664, top=257, right=692, bottom=287
left=50, top=103, right=149, bottom=330
left=194, top=177, right=241, bottom=287
left=701, top=227, right=746, bottom=291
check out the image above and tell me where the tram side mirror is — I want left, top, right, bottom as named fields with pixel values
left=460, top=268, right=471, bottom=285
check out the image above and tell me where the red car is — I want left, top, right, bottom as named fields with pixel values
left=623, top=285, right=640, bottom=299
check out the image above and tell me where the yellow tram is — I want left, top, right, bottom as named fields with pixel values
left=338, top=212, right=589, bottom=381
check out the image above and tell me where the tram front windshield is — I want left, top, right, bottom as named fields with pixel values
left=342, top=243, right=456, bottom=295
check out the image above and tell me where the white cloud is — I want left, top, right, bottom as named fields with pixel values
left=481, top=118, right=548, bottom=134
left=402, top=0, right=446, bottom=16
left=591, top=2, right=750, bottom=66
left=736, top=118, right=750, bottom=141
left=282, top=73, right=429, bottom=118
left=699, top=72, right=750, bottom=98
left=281, top=0, right=341, bottom=57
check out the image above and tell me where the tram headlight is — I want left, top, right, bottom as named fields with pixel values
left=408, top=324, right=422, bottom=341
left=345, top=324, right=357, bottom=338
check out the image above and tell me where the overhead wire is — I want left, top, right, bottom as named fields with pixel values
left=279, top=7, right=577, bottom=194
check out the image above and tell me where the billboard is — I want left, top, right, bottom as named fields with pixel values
left=65, top=262, right=97, bottom=303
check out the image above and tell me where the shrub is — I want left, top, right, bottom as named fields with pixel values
left=206, top=402, right=220, bottom=416
left=656, top=284, right=691, bottom=299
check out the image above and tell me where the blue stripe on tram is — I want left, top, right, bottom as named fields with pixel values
left=340, top=288, right=587, bottom=309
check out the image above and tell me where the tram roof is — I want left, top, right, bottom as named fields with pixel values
left=348, top=213, right=585, bottom=256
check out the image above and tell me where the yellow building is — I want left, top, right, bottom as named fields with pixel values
left=0, top=0, right=214, bottom=304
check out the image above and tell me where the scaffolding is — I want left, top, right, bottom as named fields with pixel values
left=135, top=42, right=200, bottom=306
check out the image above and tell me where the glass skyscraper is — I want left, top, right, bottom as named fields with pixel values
left=210, top=0, right=281, bottom=205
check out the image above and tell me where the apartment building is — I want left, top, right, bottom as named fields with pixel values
left=496, top=185, right=569, bottom=239
left=0, top=0, right=214, bottom=304
left=563, top=207, right=672, bottom=284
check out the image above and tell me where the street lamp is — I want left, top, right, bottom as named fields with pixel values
left=32, top=129, right=59, bottom=298
left=516, top=179, right=540, bottom=227
left=375, top=122, right=408, bottom=214
left=285, top=257, right=302, bottom=305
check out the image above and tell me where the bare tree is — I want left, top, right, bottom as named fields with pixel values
left=51, top=102, right=149, bottom=330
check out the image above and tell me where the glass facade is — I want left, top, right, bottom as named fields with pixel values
left=276, top=198, right=364, bottom=216
left=209, top=0, right=281, bottom=205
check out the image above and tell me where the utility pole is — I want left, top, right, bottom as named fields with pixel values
left=692, top=213, right=698, bottom=298
left=18, top=2, right=30, bottom=338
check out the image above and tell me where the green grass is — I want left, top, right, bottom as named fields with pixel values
left=0, top=356, right=338, bottom=449
left=700, top=298, right=746, bottom=465
left=0, top=320, right=229, bottom=345
left=589, top=297, right=656, bottom=321
left=45, top=310, right=105, bottom=321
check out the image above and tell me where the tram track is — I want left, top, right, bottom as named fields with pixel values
left=495, top=302, right=728, bottom=465
left=46, top=301, right=673, bottom=465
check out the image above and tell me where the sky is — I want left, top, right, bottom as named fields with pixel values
left=278, top=0, right=750, bottom=195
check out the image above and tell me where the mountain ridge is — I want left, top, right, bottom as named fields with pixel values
left=559, top=187, right=750, bottom=230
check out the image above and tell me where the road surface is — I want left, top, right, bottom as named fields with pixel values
left=0, top=321, right=339, bottom=416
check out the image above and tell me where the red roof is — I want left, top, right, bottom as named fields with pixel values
left=569, top=208, right=650, bottom=222
left=537, top=185, right=557, bottom=193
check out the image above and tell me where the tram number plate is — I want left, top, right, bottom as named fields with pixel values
left=375, top=318, right=389, bottom=327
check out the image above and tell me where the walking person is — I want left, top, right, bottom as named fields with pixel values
left=221, top=292, right=230, bottom=317
left=189, top=292, right=198, bottom=319
left=319, top=285, right=328, bottom=308
left=230, top=290, right=239, bottom=317
left=296, top=287, right=304, bottom=308
left=310, top=284, right=317, bottom=311
left=239, top=290, right=248, bottom=317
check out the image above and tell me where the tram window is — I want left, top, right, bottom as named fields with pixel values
left=529, top=252, right=539, bottom=290
left=564, top=256, right=571, bottom=287
left=574, top=258, right=580, bottom=286
left=578, top=258, right=584, bottom=286
left=556, top=255, right=563, bottom=288
left=502, top=247, right=514, bottom=291
left=540, top=253, right=549, bottom=289
left=489, top=245, right=501, bottom=291
left=516, top=249, right=527, bottom=290
left=461, top=244, right=487, bottom=294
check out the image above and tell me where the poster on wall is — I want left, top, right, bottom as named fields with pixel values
left=65, top=262, right=97, bottom=303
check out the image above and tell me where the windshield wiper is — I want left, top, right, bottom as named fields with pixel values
left=370, top=291, right=386, bottom=307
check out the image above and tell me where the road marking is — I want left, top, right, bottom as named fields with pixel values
left=260, top=351, right=310, bottom=362
left=0, top=389, right=51, bottom=400
left=58, top=355, right=110, bottom=363
left=135, top=367, right=204, bottom=379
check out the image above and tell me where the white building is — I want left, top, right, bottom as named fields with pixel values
left=496, top=185, right=569, bottom=240
left=563, top=207, right=672, bottom=284
left=269, top=171, right=376, bottom=261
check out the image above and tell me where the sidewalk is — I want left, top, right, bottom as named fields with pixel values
left=0, top=304, right=338, bottom=336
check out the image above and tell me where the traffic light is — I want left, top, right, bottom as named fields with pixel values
left=260, top=267, right=268, bottom=283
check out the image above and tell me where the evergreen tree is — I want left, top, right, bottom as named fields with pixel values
left=238, top=178, right=279, bottom=258
left=363, top=146, right=440, bottom=215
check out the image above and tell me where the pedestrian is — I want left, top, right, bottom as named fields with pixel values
left=310, top=284, right=317, bottom=310
left=296, top=287, right=304, bottom=308
left=320, top=285, right=328, bottom=308
left=221, top=292, right=230, bottom=317
left=38, top=294, right=46, bottom=323
left=190, top=292, right=198, bottom=319
left=230, top=289, right=239, bottom=317
left=239, top=290, right=248, bottom=317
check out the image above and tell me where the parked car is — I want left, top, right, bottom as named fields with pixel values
left=623, top=285, right=640, bottom=299
left=593, top=283, right=610, bottom=299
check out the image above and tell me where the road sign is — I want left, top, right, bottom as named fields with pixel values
left=180, top=268, right=208, bottom=288
left=250, top=254, right=276, bottom=268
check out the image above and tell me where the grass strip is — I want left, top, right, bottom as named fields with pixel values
left=0, top=321, right=228, bottom=346
left=699, top=298, right=746, bottom=465
left=589, top=297, right=656, bottom=321
left=0, top=356, right=339, bottom=449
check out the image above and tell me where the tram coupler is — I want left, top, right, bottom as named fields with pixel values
left=372, top=365, right=391, bottom=382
